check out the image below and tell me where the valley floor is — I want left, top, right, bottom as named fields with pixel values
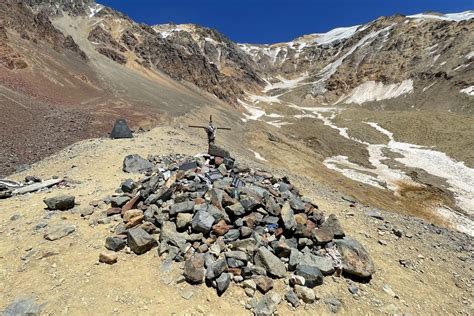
left=1, top=125, right=472, bottom=315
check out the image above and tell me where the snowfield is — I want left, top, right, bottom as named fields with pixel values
left=341, top=80, right=414, bottom=104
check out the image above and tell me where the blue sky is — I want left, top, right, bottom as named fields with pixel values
left=99, top=0, right=473, bottom=43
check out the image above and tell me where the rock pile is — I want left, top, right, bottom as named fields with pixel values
left=99, top=151, right=375, bottom=313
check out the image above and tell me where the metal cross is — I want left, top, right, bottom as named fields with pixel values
left=188, top=115, right=231, bottom=145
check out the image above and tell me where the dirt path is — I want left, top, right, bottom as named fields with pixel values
left=0, top=125, right=472, bottom=315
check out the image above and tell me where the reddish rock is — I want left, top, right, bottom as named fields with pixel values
left=121, top=195, right=140, bottom=214
left=106, top=207, right=122, bottom=216
left=255, top=276, right=274, bottom=293
left=139, top=221, right=157, bottom=233
left=312, top=227, right=334, bottom=244
left=194, top=197, right=206, bottom=205
left=275, top=227, right=284, bottom=237
left=227, top=267, right=241, bottom=276
left=212, top=220, right=231, bottom=236
left=215, top=157, right=224, bottom=166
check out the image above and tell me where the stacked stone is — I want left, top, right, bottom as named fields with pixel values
left=101, top=152, right=375, bottom=312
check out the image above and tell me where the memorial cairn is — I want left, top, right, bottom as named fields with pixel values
left=98, top=117, right=375, bottom=314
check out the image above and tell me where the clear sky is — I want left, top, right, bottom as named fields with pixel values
left=99, top=0, right=474, bottom=44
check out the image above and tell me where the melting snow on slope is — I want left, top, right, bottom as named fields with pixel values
left=238, top=99, right=266, bottom=122
left=313, top=25, right=361, bottom=46
left=250, top=150, right=267, bottom=162
left=460, top=86, right=474, bottom=96
left=407, top=11, right=474, bottom=22
left=89, top=4, right=104, bottom=18
left=341, top=80, right=414, bottom=104
left=367, top=122, right=474, bottom=209
left=263, top=74, right=309, bottom=93
left=311, top=25, right=394, bottom=95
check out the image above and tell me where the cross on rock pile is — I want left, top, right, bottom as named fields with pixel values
left=100, top=151, right=375, bottom=313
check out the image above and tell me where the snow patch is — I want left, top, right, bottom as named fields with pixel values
left=250, top=150, right=267, bottom=162
left=460, top=86, right=474, bottom=96
left=466, top=51, right=474, bottom=59
left=313, top=25, right=361, bottom=46
left=407, top=11, right=474, bottom=22
left=238, top=99, right=266, bottom=122
left=266, top=120, right=293, bottom=128
left=88, top=3, right=104, bottom=18
left=341, top=80, right=414, bottom=104
left=366, top=122, right=474, bottom=214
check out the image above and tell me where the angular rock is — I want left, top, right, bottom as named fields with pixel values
left=206, top=258, right=227, bottom=280
left=225, top=202, right=245, bottom=216
left=285, top=289, right=300, bottom=307
left=208, top=143, right=230, bottom=158
left=255, top=276, right=273, bottom=293
left=184, top=253, right=205, bottom=284
left=335, top=238, right=375, bottom=278
left=321, top=214, right=344, bottom=238
left=122, top=154, right=153, bottom=173
left=123, top=209, right=144, bottom=222
left=127, top=228, right=158, bottom=255
left=281, top=201, right=296, bottom=231
left=176, top=213, right=193, bottom=229
left=289, top=196, right=305, bottom=212
left=254, top=247, right=287, bottom=278
left=121, top=179, right=135, bottom=193
left=254, top=292, right=282, bottom=316
left=43, top=195, right=75, bottom=211
left=294, top=285, right=316, bottom=303
left=191, top=210, right=215, bottom=234
left=300, top=252, right=335, bottom=275
left=216, top=272, right=231, bottom=295
left=110, top=196, right=130, bottom=208
left=312, top=227, right=334, bottom=244
left=223, top=229, right=240, bottom=242
left=44, top=223, right=75, bottom=241
left=99, top=251, right=118, bottom=264
left=3, top=298, right=43, bottom=316
left=243, top=279, right=257, bottom=297
left=225, top=250, right=248, bottom=261
left=265, top=197, right=281, bottom=216
left=295, top=264, right=324, bottom=288
left=212, top=220, right=230, bottom=236
left=170, top=201, right=195, bottom=215
left=105, top=236, right=126, bottom=251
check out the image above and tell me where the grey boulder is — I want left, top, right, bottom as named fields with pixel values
left=43, top=195, right=75, bottom=210
left=127, top=228, right=158, bottom=254
left=123, top=154, right=153, bottom=173
left=335, top=237, right=375, bottom=278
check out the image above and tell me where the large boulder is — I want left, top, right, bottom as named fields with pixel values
left=122, top=154, right=153, bottom=173
left=127, top=228, right=158, bottom=254
left=335, top=237, right=375, bottom=278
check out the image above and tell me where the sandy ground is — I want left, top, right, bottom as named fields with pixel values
left=1, top=124, right=472, bottom=315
